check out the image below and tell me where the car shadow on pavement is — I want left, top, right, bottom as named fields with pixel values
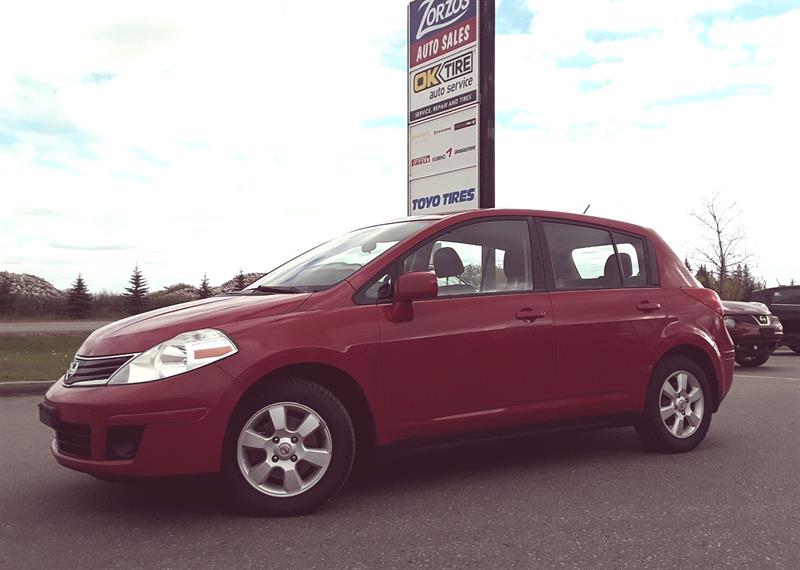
left=29, top=426, right=652, bottom=519
left=345, top=426, right=642, bottom=492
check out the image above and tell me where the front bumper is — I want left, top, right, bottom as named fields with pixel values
left=728, top=321, right=783, bottom=356
left=39, top=364, right=239, bottom=477
left=734, top=339, right=783, bottom=356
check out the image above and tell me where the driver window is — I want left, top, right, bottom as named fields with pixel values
left=402, top=220, right=533, bottom=297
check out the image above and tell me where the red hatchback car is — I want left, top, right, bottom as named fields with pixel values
left=40, top=209, right=735, bottom=516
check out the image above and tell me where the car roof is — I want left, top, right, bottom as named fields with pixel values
left=755, top=285, right=800, bottom=293
left=442, top=208, right=655, bottom=236
left=383, top=209, right=655, bottom=236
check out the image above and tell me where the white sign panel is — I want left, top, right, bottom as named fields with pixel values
left=409, top=46, right=478, bottom=124
left=409, top=106, right=478, bottom=180
left=409, top=166, right=479, bottom=215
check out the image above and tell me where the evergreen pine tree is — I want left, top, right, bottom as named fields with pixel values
left=740, top=264, right=756, bottom=301
left=66, top=274, right=92, bottom=319
left=124, top=265, right=149, bottom=314
left=684, top=258, right=692, bottom=272
left=198, top=274, right=213, bottom=299
left=234, top=269, right=246, bottom=291
left=695, top=264, right=715, bottom=289
left=0, top=274, right=14, bottom=316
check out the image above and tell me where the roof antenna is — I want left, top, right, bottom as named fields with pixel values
left=582, top=204, right=591, bottom=215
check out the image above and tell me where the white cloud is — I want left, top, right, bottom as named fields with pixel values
left=1, top=0, right=798, bottom=291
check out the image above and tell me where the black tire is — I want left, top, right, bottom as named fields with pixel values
left=222, top=379, right=355, bottom=517
left=635, top=355, right=713, bottom=454
left=735, top=352, right=770, bottom=367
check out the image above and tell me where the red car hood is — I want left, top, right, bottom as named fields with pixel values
left=79, top=293, right=311, bottom=356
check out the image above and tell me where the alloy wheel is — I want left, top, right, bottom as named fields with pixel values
left=658, top=371, right=705, bottom=439
left=237, top=401, right=333, bottom=497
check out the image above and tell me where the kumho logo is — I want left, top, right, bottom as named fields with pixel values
left=415, top=0, right=471, bottom=41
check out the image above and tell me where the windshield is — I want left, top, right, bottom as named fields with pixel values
left=246, top=220, right=433, bottom=292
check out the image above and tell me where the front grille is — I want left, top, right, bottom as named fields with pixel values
left=63, top=355, right=135, bottom=386
left=56, top=422, right=92, bottom=457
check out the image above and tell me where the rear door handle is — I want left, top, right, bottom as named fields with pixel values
left=515, top=308, right=547, bottom=322
left=636, top=301, right=662, bottom=312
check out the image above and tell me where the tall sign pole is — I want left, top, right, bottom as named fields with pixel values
left=407, top=0, right=495, bottom=216
left=478, top=0, right=495, bottom=209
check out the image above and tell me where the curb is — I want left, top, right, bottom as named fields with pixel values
left=0, top=381, right=53, bottom=397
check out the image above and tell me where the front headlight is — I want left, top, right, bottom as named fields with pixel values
left=108, top=329, right=238, bottom=385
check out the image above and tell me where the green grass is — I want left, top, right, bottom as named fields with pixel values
left=0, top=335, right=88, bottom=382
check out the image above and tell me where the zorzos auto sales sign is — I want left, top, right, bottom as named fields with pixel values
left=408, top=0, right=481, bottom=216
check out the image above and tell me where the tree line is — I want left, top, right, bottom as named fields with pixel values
left=0, top=266, right=256, bottom=320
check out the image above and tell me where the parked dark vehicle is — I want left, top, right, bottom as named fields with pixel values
left=722, top=301, right=783, bottom=367
left=750, top=286, right=800, bottom=354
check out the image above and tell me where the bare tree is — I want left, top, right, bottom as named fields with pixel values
left=691, top=191, right=752, bottom=295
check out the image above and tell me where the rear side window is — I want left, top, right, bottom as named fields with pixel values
left=543, top=222, right=621, bottom=290
left=774, top=290, right=800, bottom=304
left=611, top=232, right=648, bottom=288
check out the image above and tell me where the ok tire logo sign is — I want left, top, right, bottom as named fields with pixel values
left=412, top=51, right=474, bottom=94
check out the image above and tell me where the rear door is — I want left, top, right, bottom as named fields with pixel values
left=538, top=219, right=666, bottom=417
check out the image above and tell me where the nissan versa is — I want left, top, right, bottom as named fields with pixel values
left=39, top=209, right=735, bottom=516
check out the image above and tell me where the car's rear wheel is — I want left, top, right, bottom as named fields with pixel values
left=222, top=379, right=355, bottom=516
left=635, top=355, right=712, bottom=453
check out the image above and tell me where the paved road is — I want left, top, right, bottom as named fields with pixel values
left=2, top=355, right=799, bottom=569
left=0, top=321, right=110, bottom=335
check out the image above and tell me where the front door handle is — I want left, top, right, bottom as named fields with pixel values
left=636, top=301, right=662, bottom=312
left=515, top=308, right=546, bottom=322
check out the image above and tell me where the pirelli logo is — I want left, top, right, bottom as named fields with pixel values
left=413, top=51, right=474, bottom=93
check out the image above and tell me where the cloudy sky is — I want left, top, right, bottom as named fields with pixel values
left=1, top=0, right=798, bottom=292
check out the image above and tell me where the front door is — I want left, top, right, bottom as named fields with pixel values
left=378, top=218, right=558, bottom=441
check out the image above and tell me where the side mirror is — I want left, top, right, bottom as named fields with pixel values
left=389, top=271, right=437, bottom=322
left=395, top=271, right=438, bottom=302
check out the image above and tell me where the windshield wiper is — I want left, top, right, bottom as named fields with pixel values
left=253, top=285, right=307, bottom=294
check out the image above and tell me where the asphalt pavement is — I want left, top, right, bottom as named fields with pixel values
left=1, top=354, right=799, bottom=569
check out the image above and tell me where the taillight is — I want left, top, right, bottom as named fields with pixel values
left=682, top=287, right=724, bottom=315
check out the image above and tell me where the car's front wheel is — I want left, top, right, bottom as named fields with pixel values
left=635, top=355, right=712, bottom=453
left=222, top=379, right=355, bottom=516
left=735, top=351, right=770, bottom=367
